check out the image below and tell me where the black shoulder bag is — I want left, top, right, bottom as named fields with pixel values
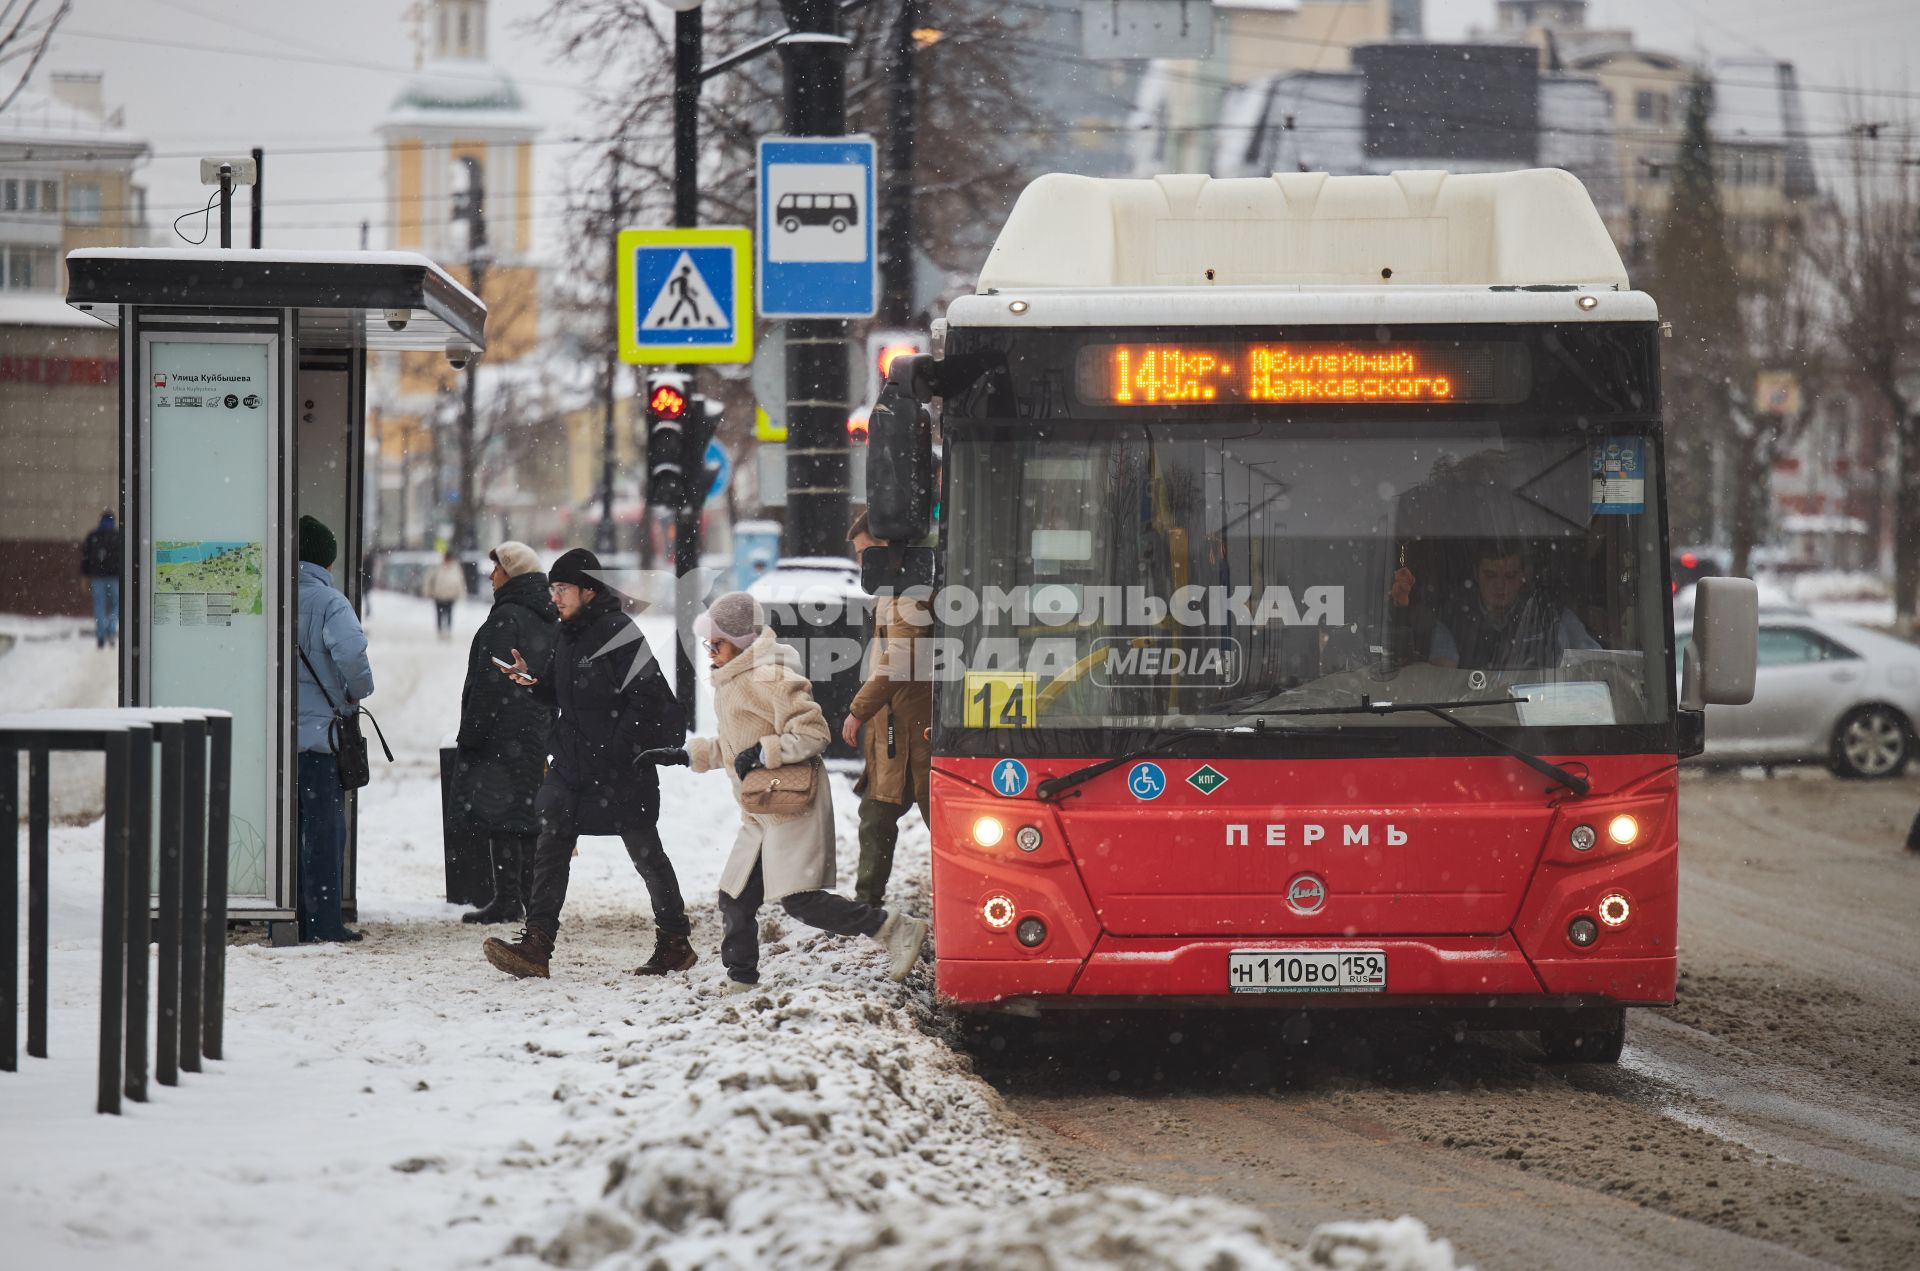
left=296, top=640, right=393, bottom=790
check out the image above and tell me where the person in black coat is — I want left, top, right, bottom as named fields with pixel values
left=452, top=542, right=558, bottom=924
left=483, top=547, right=693, bottom=980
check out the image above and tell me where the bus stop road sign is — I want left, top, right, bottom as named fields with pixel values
left=758, top=137, right=877, bottom=319
left=617, top=227, right=753, bottom=364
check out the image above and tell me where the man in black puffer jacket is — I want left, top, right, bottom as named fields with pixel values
left=483, top=548, right=693, bottom=980
left=451, top=542, right=558, bottom=924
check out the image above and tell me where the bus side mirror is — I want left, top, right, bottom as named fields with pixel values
left=1680, top=576, right=1758, bottom=709
left=868, top=355, right=936, bottom=541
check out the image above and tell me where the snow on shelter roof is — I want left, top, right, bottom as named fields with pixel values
left=62, top=247, right=487, bottom=352
left=974, top=169, right=1628, bottom=291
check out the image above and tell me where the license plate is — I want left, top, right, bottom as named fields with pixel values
left=1228, top=949, right=1387, bottom=993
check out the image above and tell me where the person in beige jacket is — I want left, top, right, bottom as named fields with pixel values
left=641, top=591, right=929, bottom=992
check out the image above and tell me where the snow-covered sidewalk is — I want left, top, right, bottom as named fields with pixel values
left=2, top=594, right=1466, bottom=1270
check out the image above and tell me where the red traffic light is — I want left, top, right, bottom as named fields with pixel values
left=875, top=341, right=920, bottom=379
left=649, top=383, right=688, bottom=420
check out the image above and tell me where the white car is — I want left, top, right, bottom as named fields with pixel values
left=1677, top=613, right=1920, bottom=778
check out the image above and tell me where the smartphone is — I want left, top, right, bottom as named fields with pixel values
left=491, top=656, right=515, bottom=671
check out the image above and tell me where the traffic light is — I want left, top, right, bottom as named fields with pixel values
left=645, top=372, right=690, bottom=509
left=849, top=328, right=929, bottom=445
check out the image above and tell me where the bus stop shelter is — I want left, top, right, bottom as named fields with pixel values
left=64, top=248, right=486, bottom=941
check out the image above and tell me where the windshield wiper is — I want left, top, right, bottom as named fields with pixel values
left=1034, top=726, right=1244, bottom=802
left=1253, top=694, right=1589, bottom=796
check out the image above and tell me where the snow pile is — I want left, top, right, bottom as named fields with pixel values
left=516, top=948, right=1465, bottom=1271
left=4, top=595, right=1467, bottom=1271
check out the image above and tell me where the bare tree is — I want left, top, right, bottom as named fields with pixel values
left=0, top=0, right=70, bottom=115
left=1726, top=221, right=1828, bottom=578
left=1820, top=119, right=1920, bottom=621
left=533, top=0, right=1059, bottom=293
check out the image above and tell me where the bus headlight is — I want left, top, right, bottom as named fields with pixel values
left=972, top=816, right=1006, bottom=848
left=1567, top=916, right=1599, bottom=947
left=1606, top=814, right=1639, bottom=847
left=1598, top=893, right=1631, bottom=927
left=1569, top=824, right=1597, bottom=852
left=1015, top=824, right=1043, bottom=852
left=1015, top=917, right=1048, bottom=947
left=982, top=894, right=1017, bottom=930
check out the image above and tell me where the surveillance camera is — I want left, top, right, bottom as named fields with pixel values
left=446, top=341, right=473, bottom=371
left=384, top=308, right=410, bottom=332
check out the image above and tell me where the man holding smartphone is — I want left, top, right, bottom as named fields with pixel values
left=482, top=548, right=693, bottom=980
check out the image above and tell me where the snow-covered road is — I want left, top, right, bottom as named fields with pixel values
left=2, top=592, right=1464, bottom=1270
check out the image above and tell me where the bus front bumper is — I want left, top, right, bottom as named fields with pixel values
left=937, top=935, right=1675, bottom=1011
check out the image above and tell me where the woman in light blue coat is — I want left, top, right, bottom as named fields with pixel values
left=294, top=516, right=374, bottom=943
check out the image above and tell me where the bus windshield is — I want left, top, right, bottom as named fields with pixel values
left=939, top=419, right=1670, bottom=735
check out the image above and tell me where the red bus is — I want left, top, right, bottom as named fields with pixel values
left=865, top=170, right=1757, bottom=1062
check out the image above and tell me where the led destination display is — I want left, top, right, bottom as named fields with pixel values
left=1075, top=341, right=1526, bottom=406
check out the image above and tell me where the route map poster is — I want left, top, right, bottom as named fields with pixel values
left=147, top=338, right=274, bottom=898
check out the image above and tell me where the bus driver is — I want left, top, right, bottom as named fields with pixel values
left=1427, top=542, right=1599, bottom=673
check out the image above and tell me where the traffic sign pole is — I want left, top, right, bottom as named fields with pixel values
left=776, top=0, right=854, bottom=559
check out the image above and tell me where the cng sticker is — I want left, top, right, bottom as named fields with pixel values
left=1186, top=764, right=1229, bottom=796
left=964, top=671, right=1037, bottom=729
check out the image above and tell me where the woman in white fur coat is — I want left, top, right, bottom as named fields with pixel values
left=641, top=591, right=928, bottom=992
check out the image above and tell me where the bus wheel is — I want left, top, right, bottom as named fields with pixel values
left=831, top=216, right=849, bottom=233
left=1830, top=705, right=1910, bottom=780
left=782, top=217, right=800, bottom=233
left=1537, top=1007, right=1625, bottom=1063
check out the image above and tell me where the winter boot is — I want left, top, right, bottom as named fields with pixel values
left=463, top=837, right=526, bottom=924
left=872, top=912, right=929, bottom=982
left=483, top=923, right=555, bottom=979
left=632, top=931, right=698, bottom=976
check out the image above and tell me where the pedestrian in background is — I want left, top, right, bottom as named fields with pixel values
left=841, top=513, right=933, bottom=907
left=451, top=542, right=557, bottom=925
left=484, top=548, right=693, bottom=980
left=295, top=515, right=373, bottom=944
left=425, top=550, right=465, bottom=640
left=79, top=510, right=121, bottom=649
left=643, top=591, right=928, bottom=993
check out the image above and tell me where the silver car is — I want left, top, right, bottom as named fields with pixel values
left=1677, top=613, right=1920, bottom=778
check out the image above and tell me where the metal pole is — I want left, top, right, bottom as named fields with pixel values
left=26, top=747, right=47, bottom=1058
left=122, top=728, right=152, bottom=1102
left=600, top=151, right=621, bottom=558
left=780, top=0, right=853, bottom=559
left=250, top=147, right=264, bottom=249
left=218, top=164, right=233, bottom=250
left=203, top=715, right=231, bottom=1061
left=675, top=5, right=703, bottom=729
left=456, top=156, right=488, bottom=557
left=177, top=719, right=206, bottom=1075
left=98, top=731, right=128, bottom=1116
left=0, top=742, right=15, bottom=1073
left=880, top=0, right=919, bottom=325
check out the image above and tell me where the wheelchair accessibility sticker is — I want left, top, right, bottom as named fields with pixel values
left=1127, top=761, right=1168, bottom=800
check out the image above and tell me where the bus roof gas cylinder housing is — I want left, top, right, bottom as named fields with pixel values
left=976, top=169, right=1627, bottom=291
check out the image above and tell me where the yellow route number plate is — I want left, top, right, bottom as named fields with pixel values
left=964, top=671, right=1037, bottom=729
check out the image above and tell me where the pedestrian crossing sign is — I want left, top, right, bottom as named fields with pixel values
left=616, top=227, right=754, bottom=364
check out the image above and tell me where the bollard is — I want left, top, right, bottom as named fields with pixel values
left=1, top=743, right=15, bottom=1073
left=154, top=722, right=182, bottom=1089
left=203, top=715, right=231, bottom=1062
left=97, top=731, right=129, bottom=1116
left=178, top=719, right=207, bottom=1075
left=26, top=747, right=48, bottom=1058
left=123, top=726, right=154, bottom=1103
